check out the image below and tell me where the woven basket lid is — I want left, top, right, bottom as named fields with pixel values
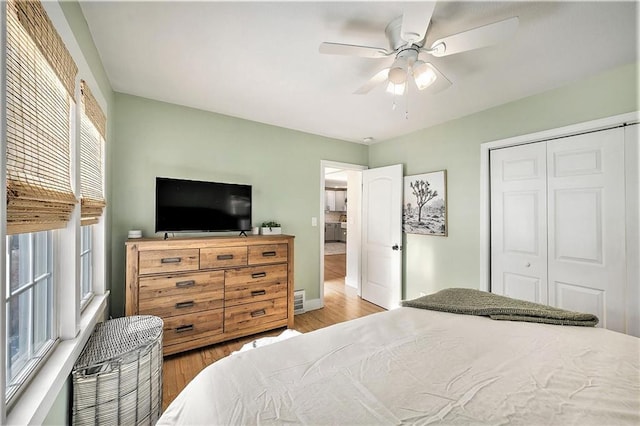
left=74, top=315, right=163, bottom=370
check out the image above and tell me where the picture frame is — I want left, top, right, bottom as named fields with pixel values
left=403, top=170, right=447, bottom=236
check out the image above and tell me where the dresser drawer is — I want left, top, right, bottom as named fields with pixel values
left=139, top=249, right=199, bottom=275
left=139, top=271, right=224, bottom=317
left=163, top=309, right=224, bottom=348
left=200, top=246, right=247, bottom=269
left=225, top=264, right=287, bottom=287
left=247, top=244, right=288, bottom=265
left=225, top=280, right=288, bottom=307
left=224, top=297, right=288, bottom=334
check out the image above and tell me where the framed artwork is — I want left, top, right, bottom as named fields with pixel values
left=403, top=170, right=447, bottom=236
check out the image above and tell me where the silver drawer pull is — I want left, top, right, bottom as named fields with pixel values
left=161, top=257, right=182, bottom=264
left=250, top=309, right=266, bottom=318
left=217, top=254, right=234, bottom=260
left=175, top=301, right=195, bottom=309
left=251, top=272, right=267, bottom=279
left=251, top=290, right=266, bottom=297
left=175, top=280, right=195, bottom=288
left=262, top=251, right=276, bottom=257
left=176, top=324, right=194, bottom=333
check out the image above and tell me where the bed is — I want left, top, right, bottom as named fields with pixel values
left=158, top=305, right=640, bottom=425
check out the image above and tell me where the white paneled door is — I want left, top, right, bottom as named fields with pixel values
left=362, top=164, right=403, bottom=310
left=490, top=127, right=628, bottom=332
left=547, top=128, right=626, bottom=331
left=490, top=143, right=548, bottom=304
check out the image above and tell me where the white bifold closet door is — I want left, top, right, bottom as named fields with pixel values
left=490, top=127, right=626, bottom=332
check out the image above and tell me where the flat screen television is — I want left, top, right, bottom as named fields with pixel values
left=155, top=177, right=252, bottom=233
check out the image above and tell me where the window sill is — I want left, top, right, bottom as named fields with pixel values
left=6, top=292, right=109, bottom=425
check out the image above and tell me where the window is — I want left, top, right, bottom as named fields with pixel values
left=79, top=79, right=106, bottom=225
left=2, top=0, right=108, bottom=420
left=5, top=0, right=78, bottom=235
left=4, top=0, right=75, bottom=409
left=78, top=80, right=105, bottom=311
left=4, top=232, right=55, bottom=403
left=80, top=226, right=93, bottom=310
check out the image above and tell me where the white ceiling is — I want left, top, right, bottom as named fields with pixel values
left=79, top=1, right=638, bottom=144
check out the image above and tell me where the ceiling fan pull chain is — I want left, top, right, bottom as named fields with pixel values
left=405, top=78, right=410, bottom=120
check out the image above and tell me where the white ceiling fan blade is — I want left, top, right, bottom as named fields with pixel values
left=354, top=68, right=390, bottom=95
left=319, top=42, right=390, bottom=58
left=429, top=16, right=519, bottom=57
left=401, top=2, right=437, bottom=43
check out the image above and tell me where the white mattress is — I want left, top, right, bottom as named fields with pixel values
left=158, top=307, right=640, bottom=425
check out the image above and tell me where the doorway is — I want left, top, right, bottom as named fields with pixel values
left=320, top=161, right=366, bottom=308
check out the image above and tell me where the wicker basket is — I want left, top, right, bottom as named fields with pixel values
left=72, top=315, right=163, bottom=425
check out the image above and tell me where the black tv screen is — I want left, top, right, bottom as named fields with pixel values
left=155, top=177, right=252, bottom=233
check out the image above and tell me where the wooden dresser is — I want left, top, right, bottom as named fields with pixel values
left=125, top=235, right=294, bottom=356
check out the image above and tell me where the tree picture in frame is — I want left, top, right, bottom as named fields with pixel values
left=403, top=170, right=447, bottom=236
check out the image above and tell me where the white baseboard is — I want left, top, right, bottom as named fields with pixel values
left=304, top=298, right=323, bottom=312
left=345, top=277, right=357, bottom=289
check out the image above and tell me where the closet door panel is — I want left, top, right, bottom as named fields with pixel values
left=553, top=188, right=603, bottom=263
left=490, top=143, right=547, bottom=303
left=554, top=282, right=604, bottom=322
left=503, top=273, right=543, bottom=303
left=547, top=128, right=626, bottom=332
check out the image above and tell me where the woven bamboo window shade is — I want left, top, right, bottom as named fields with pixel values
left=5, top=0, right=78, bottom=234
left=80, top=80, right=106, bottom=225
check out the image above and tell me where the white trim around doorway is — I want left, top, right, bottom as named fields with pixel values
left=318, top=160, right=368, bottom=309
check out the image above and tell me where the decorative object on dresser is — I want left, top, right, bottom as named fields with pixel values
left=128, top=229, right=142, bottom=239
left=260, top=221, right=282, bottom=235
left=125, top=235, right=294, bottom=356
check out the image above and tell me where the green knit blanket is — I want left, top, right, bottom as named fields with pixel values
left=401, top=288, right=599, bottom=327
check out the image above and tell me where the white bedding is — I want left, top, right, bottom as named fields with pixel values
left=158, top=307, right=640, bottom=425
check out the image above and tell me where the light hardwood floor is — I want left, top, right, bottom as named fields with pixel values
left=324, top=252, right=346, bottom=281
left=161, top=254, right=384, bottom=410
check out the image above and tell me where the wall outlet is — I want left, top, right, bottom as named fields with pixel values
left=311, top=217, right=317, bottom=227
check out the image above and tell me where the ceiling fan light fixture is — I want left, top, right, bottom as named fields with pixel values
left=388, top=58, right=408, bottom=84
left=386, top=81, right=406, bottom=96
left=413, top=61, right=437, bottom=90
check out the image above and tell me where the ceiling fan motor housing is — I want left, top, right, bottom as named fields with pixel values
left=385, top=16, right=405, bottom=50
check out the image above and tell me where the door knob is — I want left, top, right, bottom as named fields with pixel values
left=392, top=244, right=402, bottom=251
left=525, top=262, right=531, bottom=267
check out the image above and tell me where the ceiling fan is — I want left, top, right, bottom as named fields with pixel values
left=319, top=4, right=519, bottom=95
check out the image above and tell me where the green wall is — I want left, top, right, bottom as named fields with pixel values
left=369, top=62, right=639, bottom=300
left=109, top=94, right=368, bottom=316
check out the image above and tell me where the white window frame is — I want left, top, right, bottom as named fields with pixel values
left=1, top=3, right=6, bottom=418
left=79, top=226, right=94, bottom=311
left=4, top=232, right=56, bottom=406
left=1, top=2, right=110, bottom=424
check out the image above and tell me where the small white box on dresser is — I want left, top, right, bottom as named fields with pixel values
left=261, top=227, right=282, bottom=235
